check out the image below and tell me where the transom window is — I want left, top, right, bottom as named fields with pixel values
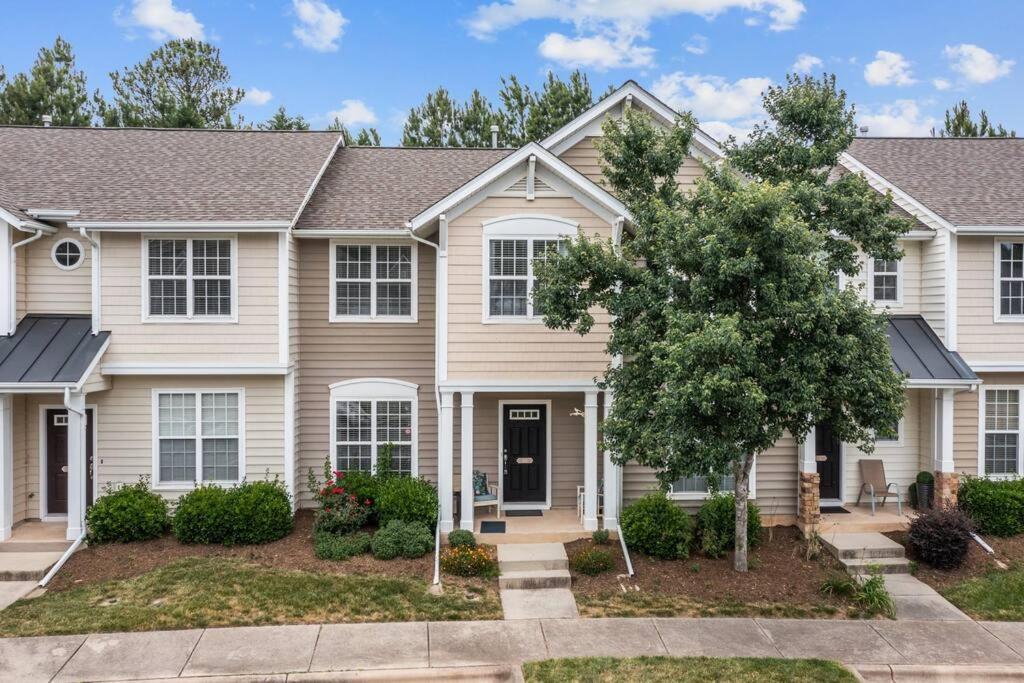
left=154, top=390, right=243, bottom=486
left=983, top=388, right=1022, bottom=477
left=146, top=238, right=234, bottom=320
left=331, top=243, right=415, bottom=321
left=486, top=237, right=566, bottom=318
left=331, top=379, right=418, bottom=476
left=998, top=242, right=1024, bottom=317
left=870, top=258, right=901, bottom=304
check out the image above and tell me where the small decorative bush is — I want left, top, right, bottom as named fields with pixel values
left=173, top=485, right=233, bottom=544
left=908, top=507, right=974, bottom=569
left=86, top=479, right=170, bottom=544
left=441, top=545, right=496, bottom=576
left=916, top=471, right=935, bottom=485
left=620, top=493, right=694, bottom=560
left=959, top=476, right=1024, bottom=537
left=371, top=520, right=435, bottom=560
left=570, top=546, right=614, bottom=575
left=224, top=479, right=293, bottom=545
left=314, top=531, right=372, bottom=560
left=696, top=493, right=762, bottom=559
left=447, top=529, right=477, bottom=548
left=591, top=529, right=610, bottom=545
left=337, top=470, right=379, bottom=517
left=307, top=462, right=373, bottom=535
left=376, top=476, right=438, bottom=530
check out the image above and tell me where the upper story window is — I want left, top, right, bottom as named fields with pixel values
left=998, top=242, right=1024, bottom=318
left=52, top=238, right=84, bottom=271
left=486, top=238, right=567, bottom=319
left=982, top=387, right=1022, bottom=477
left=869, top=257, right=902, bottom=305
left=145, top=238, right=235, bottom=322
left=154, top=389, right=244, bottom=487
left=330, top=242, right=416, bottom=322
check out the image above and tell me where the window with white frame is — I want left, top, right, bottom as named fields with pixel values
left=486, top=237, right=566, bottom=318
left=331, top=379, right=417, bottom=476
left=331, top=243, right=415, bottom=321
left=154, top=390, right=243, bottom=485
left=670, top=473, right=737, bottom=497
left=998, top=242, right=1024, bottom=317
left=870, top=257, right=901, bottom=304
left=875, top=419, right=903, bottom=445
left=983, top=388, right=1022, bottom=476
left=146, top=238, right=234, bottom=319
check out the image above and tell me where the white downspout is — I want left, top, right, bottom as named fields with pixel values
left=78, top=227, right=100, bottom=335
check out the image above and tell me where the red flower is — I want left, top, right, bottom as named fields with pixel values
left=332, top=486, right=343, bottom=495
left=364, top=499, right=372, bottom=506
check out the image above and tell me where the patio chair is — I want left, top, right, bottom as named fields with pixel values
left=856, top=459, right=902, bottom=516
left=472, top=470, right=500, bottom=518
left=576, top=479, right=604, bottom=523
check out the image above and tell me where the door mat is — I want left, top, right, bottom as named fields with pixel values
left=505, top=510, right=542, bottom=517
left=480, top=521, right=506, bottom=533
left=821, top=506, right=849, bottom=514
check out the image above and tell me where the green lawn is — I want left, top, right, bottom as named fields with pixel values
left=0, top=557, right=501, bottom=637
left=943, top=567, right=1024, bottom=621
left=523, top=656, right=855, bottom=683
left=575, top=591, right=843, bottom=620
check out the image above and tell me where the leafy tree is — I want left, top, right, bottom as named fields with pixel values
left=97, top=39, right=244, bottom=128
left=258, top=106, right=309, bottom=131
left=534, top=75, right=907, bottom=571
left=0, top=36, right=94, bottom=126
left=327, top=117, right=381, bottom=146
left=935, top=100, right=1015, bottom=138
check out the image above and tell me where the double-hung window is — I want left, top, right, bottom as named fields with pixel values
left=486, top=237, right=566, bottom=319
left=982, top=388, right=1022, bottom=477
left=154, top=390, right=244, bottom=486
left=330, top=242, right=416, bottom=321
left=869, top=257, right=901, bottom=305
left=331, top=379, right=417, bottom=476
left=146, top=238, right=234, bottom=320
left=997, top=242, right=1024, bottom=319
left=669, top=473, right=746, bottom=499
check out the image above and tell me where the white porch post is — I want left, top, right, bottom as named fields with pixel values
left=799, top=427, right=817, bottom=474
left=65, top=391, right=87, bottom=541
left=583, top=390, right=599, bottom=531
left=797, top=426, right=820, bottom=534
left=0, top=394, right=12, bottom=541
left=601, top=391, right=619, bottom=530
left=935, top=389, right=955, bottom=473
left=438, top=390, right=455, bottom=533
left=459, top=391, right=475, bottom=531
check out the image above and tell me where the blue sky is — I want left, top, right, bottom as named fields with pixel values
left=2, top=1, right=1022, bottom=144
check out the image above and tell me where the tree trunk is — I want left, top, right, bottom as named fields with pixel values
left=733, top=455, right=755, bottom=572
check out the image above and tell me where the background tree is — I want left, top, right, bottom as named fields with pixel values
left=258, top=106, right=309, bottom=130
left=0, top=36, right=94, bottom=126
left=521, top=70, right=593, bottom=144
left=97, top=39, right=244, bottom=128
left=936, top=100, right=1015, bottom=138
left=534, top=75, right=907, bottom=571
left=327, top=117, right=381, bottom=145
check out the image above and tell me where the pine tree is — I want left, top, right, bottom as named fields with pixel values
left=937, top=100, right=1015, bottom=138
left=496, top=75, right=532, bottom=147
left=0, top=36, right=94, bottom=126
left=258, top=106, right=309, bottom=130
left=327, top=117, right=381, bottom=146
left=523, top=70, right=593, bottom=143
left=401, top=87, right=462, bottom=147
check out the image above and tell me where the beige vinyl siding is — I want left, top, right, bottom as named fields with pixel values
left=11, top=394, right=30, bottom=522
left=958, top=236, right=1024, bottom=362
left=842, top=390, right=921, bottom=502
left=954, top=372, right=1023, bottom=477
left=20, top=228, right=92, bottom=316
left=447, top=196, right=612, bottom=380
left=295, top=239, right=437, bottom=507
left=921, top=229, right=948, bottom=341
left=99, top=232, right=279, bottom=364
left=560, top=136, right=705, bottom=191
left=919, top=387, right=935, bottom=473
left=848, top=240, right=923, bottom=314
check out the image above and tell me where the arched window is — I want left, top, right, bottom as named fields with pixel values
left=329, top=378, right=418, bottom=476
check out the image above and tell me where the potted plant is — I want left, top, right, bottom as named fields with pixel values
left=915, top=471, right=935, bottom=510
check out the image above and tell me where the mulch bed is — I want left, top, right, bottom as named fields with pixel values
left=887, top=530, right=1024, bottom=591
left=48, top=510, right=435, bottom=593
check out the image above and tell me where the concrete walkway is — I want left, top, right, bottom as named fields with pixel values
left=3, top=617, right=1024, bottom=682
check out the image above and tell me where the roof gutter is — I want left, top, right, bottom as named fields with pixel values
left=0, top=208, right=56, bottom=235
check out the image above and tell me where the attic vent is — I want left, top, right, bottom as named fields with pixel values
left=504, top=176, right=555, bottom=195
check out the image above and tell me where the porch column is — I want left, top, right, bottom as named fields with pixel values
left=459, top=391, right=475, bottom=531
left=66, top=391, right=87, bottom=541
left=797, top=427, right=820, bottom=535
left=437, top=390, right=455, bottom=533
left=602, top=391, right=620, bottom=530
left=583, top=390, right=599, bottom=531
left=934, top=388, right=958, bottom=508
left=0, top=394, right=12, bottom=541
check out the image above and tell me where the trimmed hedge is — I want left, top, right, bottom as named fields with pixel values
left=620, top=493, right=694, bottom=560
left=371, top=520, right=435, bottom=560
left=959, top=476, right=1024, bottom=537
left=314, top=531, right=372, bottom=560
left=172, top=485, right=233, bottom=544
left=447, top=529, right=477, bottom=548
left=696, top=493, right=762, bottom=558
left=86, top=480, right=170, bottom=544
left=172, top=479, right=293, bottom=546
left=375, top=476, right=438, bottom=530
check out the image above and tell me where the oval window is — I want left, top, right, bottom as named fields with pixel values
left=52, top=239, right=84, bottom=270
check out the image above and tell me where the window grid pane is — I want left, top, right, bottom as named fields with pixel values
left=984, top=389, right=1021, bottom=476
left=489, top=279, right=527, bottom=316
left=335, top=400, right=373, bottom=472
left=159, top=439, right=196, bottom=483
left=202, top=438, right=239, bottom=481
left=672, top=474, right=735, bottom=493
left=148, top=239, right=187, bottom=316
left=335, top=399, right=414, bottom=476
left=872, top=259, right=899, bottom=302
left=1000, top=243, right=1024, bottom=316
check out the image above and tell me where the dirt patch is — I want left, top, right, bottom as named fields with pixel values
left=887, top=530, right=1024, bottom=591
left=568, top=527, right=856, bottom=618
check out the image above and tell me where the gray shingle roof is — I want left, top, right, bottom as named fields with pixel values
left=0, top=315, right=109, bottom=384
left=295, top=147, right=515, bottom=230
left=888, top=315, right=977, bottom=382
left=0, top=126, right=340, bottom=223
left=848, top=137, right=1024, bottom=226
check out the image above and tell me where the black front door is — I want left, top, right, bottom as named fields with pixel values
left=502, top=404, right=547, bottom=503
left=45, top=408, right=95, bottom=515
left=815, top=422, right=842, bottom=501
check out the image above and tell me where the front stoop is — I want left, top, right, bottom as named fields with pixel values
left=821, top=532, right=912, bottom=575
left=0, top=551, right=65, bottom=581
left=496, top=543, right=578, bottom=619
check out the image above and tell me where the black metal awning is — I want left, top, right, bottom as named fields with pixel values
left=0, top=315, right=110, bottom=387
left=887, top=315, right=977, bottom=386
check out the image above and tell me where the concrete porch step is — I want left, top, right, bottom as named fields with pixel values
left=496, top=543, right=568, bottom=573
left=820, top=532, right=906, bottom=561
left=0, top=551, right=63, bottom=581
left=0, top=540, right=73, bottom=554
left=842, top=557, right=913, bottom=575
left=497, top=568, right=572, bottom=590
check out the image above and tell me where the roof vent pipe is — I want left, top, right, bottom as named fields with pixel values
left=41, top=115, right=52, bottom=127
left=490, top=124, right=499, bottom=149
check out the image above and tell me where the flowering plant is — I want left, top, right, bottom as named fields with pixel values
left=307, top=458, right=372, bottom=535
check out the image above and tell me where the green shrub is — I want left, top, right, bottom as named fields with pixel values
left=959, top=476, right=1024, bottom=537
left=908, top=507, right=974, bottom=569
left=441, top=545, right=496, bottom=576
left=819, top=574, right=858, bottom=599
left=591, top=529, right=610, bottom=545
left=371, top=520, right=435, bottom=560
left=173, top=485, right=233, bottom=544
left=620, top=493, right=693, bottom=560
left=314, top=531, right=371, bottom=560
left=916, top=471, right=935, bottom=485
left=857, top=571, right=896, bottom=619
left=696, top=493, right=762, bottom=559
left=86, top=479, right=170, bottom=544
left=338, top=470, right=379, bottom=517
left=376, top=476, right=438, bottom=530
left=447, top=529, right=477, bottom=548
left=570, top=546, right=614, bottom=575
left=225, top=480, right=293, bottom=545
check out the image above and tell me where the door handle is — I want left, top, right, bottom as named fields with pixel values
left=502, top=449, right=509, bottom=475
left=61, top=465, right=68, bottom=473
left=815, top=455, right=828, bottom=462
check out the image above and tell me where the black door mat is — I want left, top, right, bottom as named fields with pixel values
left=821, top=506, right=849, bottom=514
left=480, top=521, right=506, bottom=533
left=505, top=510, right=542, bottom=517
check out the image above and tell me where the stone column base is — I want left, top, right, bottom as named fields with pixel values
left=935, top=471, right=959, bottom=509
left=797, top=472, right=821, bottom=536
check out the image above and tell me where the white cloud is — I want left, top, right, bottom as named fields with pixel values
left=539, top=31, right=654, bottom=70
left=327, top=99, right=377, bottom=127
left=117, top=0, right=205, bottom=41
left=792, top=53, right=822, bottom=74
left=652, top=72, right=770, bottom=121
left=701, top=118, right=758, bottom=142
left=292, top=0, right=347, bottom=52
left=932, top=77, right=951, bottom=91
left=857, top=100, right=936, bottom=137
left=864, top=50, right=916, bottom=86
left=943, top=43, right=1014, bottom=83
left=684, top=34, right=709, bottom=56
left=242, top=88, right=273, bottom=106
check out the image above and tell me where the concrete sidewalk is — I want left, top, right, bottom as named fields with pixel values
left=2, top=617, right=1024, bottom=682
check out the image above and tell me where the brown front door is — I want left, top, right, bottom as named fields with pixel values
left=45, top=408, right=94, bottom=515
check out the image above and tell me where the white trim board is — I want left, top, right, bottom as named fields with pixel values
left=440, top=379, right=601, bottom=393
left=497, top=398, right=553, bottom=510
left=100, top=363, right=288, bottom=376
left=71, top=221, right=290, bottom=232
